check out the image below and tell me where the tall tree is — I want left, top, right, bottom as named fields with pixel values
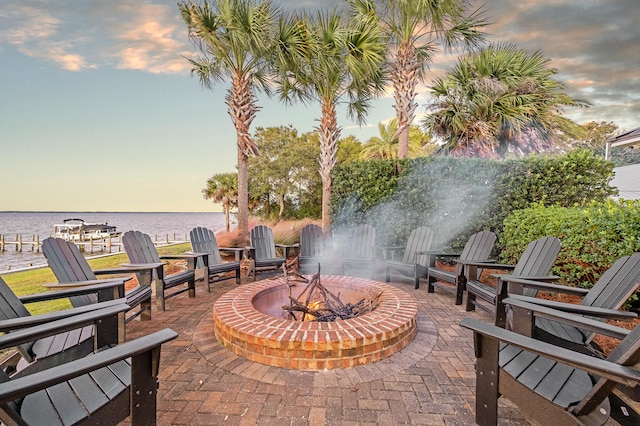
left=179, top=0, right=278, bottom=245
left=202, top=173, right=238, bottom=232
left=337, top=135, right=364, bottom=164
left=577, top=121, right=618, bottom=150
left=247, top=126, right=321, bottom=221
left=273, top=0, right=386, bottom=234
left=380, top=0, right=487, bottom=159
left=425, top=43, right=589, bottom=158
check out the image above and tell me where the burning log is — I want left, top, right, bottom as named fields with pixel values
left=281, top=269, right=383, bottom=322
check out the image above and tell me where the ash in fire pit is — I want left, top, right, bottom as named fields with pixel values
left=213, top=274, right=418, bottom=370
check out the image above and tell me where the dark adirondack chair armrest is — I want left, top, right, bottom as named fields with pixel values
left=0, top=299, right=125, bottom=332
left=219, top=247, right=244, bottom=253
left=275, top=243, right=299, bottom=258
left=503, top=297, right=632, bottom=339
left=493, top=273, right=561, bottom=282
left=420, top=251, right=462, bottom=257
left=161, top=253, right=202, bottom=260
left=185, top=252, right=208, bottom=257
left=91, top=267, right=137, bottom=279
left=41, top=278, right=125, bottom=289
left=495, top=276, right=588, bottom=295
left=460, top=317, right=640, bottom=386
left=119, top=262, right=165, bottom=270
left=23, top=280, right=126, bottom=303
left=380, top=246, right=405, bottom=259
left=185, top=252, right=210, bottom=267
left=0, top=304, right=130, bottom=351
left=219, top=247, right=246, bottom=261
left=457, top=260, right=512, bottom=269
left=506, top=294, right=637, bottom=321
left=0, top=328, right=178, bottom=404
left=161, top=253, right=207, bottom=269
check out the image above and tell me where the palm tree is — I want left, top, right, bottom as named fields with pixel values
left=361, top=119, right=433, bottom=159
left=273, top=0, right=386, bottom=234
left=203, top=173, right=238, bottom=232
left=179, top=0, right=278, bottom=245
left=424, top=43, right=590, bottom=158
left=380, top=0, right=487, bottom=159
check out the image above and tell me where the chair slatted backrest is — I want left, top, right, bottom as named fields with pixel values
left=402, top=226, right=434, bottom=266
left=42, top=237, right=98, bottom=306
left=122, top=231, right=162, bottom=264
left=512, top=237, right=561, bottom=297
left=300, top=224, right=325, bottom=258
left=582, top=252, right=640, bottom=310
left=190, top=227, right=222, bottom=266
left=350, top=224, right=376, bottom=259
left=454, top=231, right=497, bottom=275
left=250, top=225, right=277, bottom=260
left=0, top=277, right=34, bottom=360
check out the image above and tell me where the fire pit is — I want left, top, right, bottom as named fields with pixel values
left=213, top=275, right=418, bottom=370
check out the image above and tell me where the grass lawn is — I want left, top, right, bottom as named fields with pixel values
left=1, top=242, right=192, bottom=315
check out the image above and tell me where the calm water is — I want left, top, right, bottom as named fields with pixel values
left=0, top=212, right=230, bottom=272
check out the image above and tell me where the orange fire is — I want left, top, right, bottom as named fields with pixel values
left=304, top=300, right=322, bottom=321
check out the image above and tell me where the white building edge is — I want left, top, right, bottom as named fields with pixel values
left=606, top=127, right=640, bottom=200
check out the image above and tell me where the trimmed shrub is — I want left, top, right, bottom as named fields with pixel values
left=502, top=200, right=640, bottom=288
left=330, top=149, right=616, bottom=251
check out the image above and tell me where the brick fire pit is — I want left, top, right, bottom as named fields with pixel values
left=213, top=275, right=418, bottom=370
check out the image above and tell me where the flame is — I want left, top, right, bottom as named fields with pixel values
left=304, top=300, right=322, bottom=321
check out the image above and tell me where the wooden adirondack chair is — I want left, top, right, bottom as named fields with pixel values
left=384, top=226, right=435, bottom=289
left=189, top=227, right=241, bottom=288
left=42, top=237, right=152, bottom=323
left=0, top=311, right=177, bottom=426
left=342, top=224, right=377, bottom=279
left=248, top=225, right=286, bottom=281
left=297, top=224, right=340, bottom=275
left=461, top=315, right=640, bottom=426
left=426, top=231, right=497, bottom=304
left=0, top=276, right=129, bottom=377
left=501, top=252, right=640, bottom=355
left=463, top=236, right=561, bottom=327
left=122, top=230, right=206, bottom=312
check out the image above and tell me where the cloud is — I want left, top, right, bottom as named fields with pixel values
left=0, top=5, right=59, bottom=43
left=0, top=4, right=96, bottom=71
left=0, top=0, right=190, bottom=74
left=478, top=0, right=640, bottom=130
left=110, top=3, right=191, bottom=74
left=1, top=0, right=638, bottom=131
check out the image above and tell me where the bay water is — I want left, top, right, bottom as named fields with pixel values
left=0, top=212, right=230, bottom=272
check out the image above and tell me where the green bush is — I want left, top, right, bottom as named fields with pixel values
left=330, top=149, right=616, bottom=251
left=502, top=200, right=640, bottom=288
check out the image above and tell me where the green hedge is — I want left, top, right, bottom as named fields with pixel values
left=502, top=200, right=640, bottom=288
left=330, top=149, right=616, bottom=250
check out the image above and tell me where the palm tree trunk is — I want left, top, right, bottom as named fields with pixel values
left=227, top=75, right=260, bottom=246
left=237, top=149, right=249, bottom=246
left=224, top=201, right=231, bottom=233
left=318, top=101, right=339, bottom=236
left=392, top=43, right=419, bottom=159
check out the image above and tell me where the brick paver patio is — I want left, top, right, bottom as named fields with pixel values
left=122, top=274, right=534, bottom=425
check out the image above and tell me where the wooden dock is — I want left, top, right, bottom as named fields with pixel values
left=0, top=234, right=189, bottom=254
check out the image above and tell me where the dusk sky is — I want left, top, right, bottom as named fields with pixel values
left=1, top=0, right=638, bottom=212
